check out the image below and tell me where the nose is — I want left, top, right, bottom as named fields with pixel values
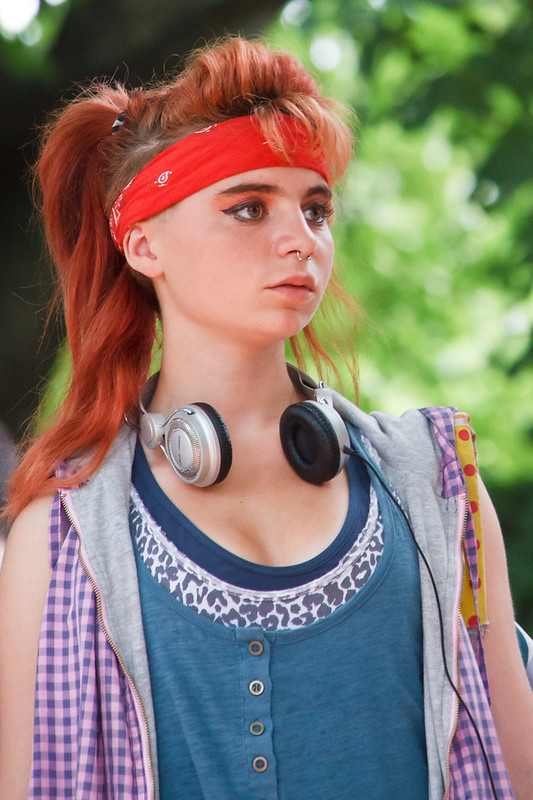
left=275, top=207, right=317, bottom=262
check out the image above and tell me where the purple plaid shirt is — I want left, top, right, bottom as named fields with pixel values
left=422, top=406, right=513, bottom=799
left=29, top=408, right=514, bottom=799
left=29, top=492, right=154, bottom=798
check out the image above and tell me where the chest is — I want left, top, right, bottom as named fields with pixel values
left=145, top=453, right=351, bottom=566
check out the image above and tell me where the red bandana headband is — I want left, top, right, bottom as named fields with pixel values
left=109, top=114, right=330, bottom=252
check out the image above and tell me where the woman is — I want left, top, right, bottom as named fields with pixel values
left=0, top=36, right=531, bottom=800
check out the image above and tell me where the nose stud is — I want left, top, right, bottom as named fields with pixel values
left=296, top=251, right=312, bottom=262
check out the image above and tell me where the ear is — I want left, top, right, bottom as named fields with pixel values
left=123, top=224, right=164, bottom=279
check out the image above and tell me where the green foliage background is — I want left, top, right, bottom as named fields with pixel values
left=269, top=0, right=533, bottom=629
left=1, top=0, right=532, bottom=627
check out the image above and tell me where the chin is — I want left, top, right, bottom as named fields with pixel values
left=248, top=308, right=317, bottom=347
left=263, top=320, right=313, bottom=345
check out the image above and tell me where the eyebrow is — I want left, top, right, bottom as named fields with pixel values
left=215, top=182, right=333, bottom=200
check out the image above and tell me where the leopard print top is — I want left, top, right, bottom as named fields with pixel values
left=130, top=481, right=385, bottom=631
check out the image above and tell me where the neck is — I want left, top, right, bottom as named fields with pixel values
left=150, top=338, right=303, bottom=430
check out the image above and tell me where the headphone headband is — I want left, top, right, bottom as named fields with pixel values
left=138, top=366, right=349, bottom=487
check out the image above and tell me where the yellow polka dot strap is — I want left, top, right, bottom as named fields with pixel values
left=454, top=412, right=488, bottom=628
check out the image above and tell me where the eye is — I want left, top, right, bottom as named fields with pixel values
left=304, top=201, right=334, bottom=224
left=222, top=201, right=265, bottom=222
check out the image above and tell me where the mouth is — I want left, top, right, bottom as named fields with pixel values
left=266, top=276, right=317, bottom=304
left=268, top=275, right=316, bottom=292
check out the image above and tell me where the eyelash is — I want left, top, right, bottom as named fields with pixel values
left=221, top=199, right=334, bottom=225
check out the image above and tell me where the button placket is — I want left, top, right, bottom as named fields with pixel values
left=236, top=631, right=277, bottom=793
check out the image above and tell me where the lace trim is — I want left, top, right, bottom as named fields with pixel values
left=131, top=483, right=384, bottom=631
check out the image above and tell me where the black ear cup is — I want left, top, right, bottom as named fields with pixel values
left=279, top=400, right=350, bottom=484
left=191, top=403, right=233, bottom=485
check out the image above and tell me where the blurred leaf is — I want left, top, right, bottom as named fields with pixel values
left=271, top=0, right=533, bottom=626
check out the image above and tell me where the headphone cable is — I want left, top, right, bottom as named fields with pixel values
left=344, top=445, right=499, bottom=799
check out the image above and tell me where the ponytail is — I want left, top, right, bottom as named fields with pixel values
left=7, top=86, right=158, bottom=517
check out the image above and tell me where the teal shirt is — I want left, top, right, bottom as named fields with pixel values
left=133, top=441, right=428, bottom=799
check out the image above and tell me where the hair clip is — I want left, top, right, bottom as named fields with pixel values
left=111, top=110, right=127, bottom=134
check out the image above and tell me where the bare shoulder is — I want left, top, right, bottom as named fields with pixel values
left=0, top=493, right=55, bottom=674
left=0, top=493, right=55, bottom=799
left=5, top=491, right=55, bottom=544
left=479, top=478, right=533, bottom=798
left=0, top=492, right=54, bottom=598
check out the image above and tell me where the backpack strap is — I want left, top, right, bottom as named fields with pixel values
left=454, top=412, right=488, bottom=628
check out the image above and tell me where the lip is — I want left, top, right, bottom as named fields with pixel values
left=268, top=274, right=317, bottom=292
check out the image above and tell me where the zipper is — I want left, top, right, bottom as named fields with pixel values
left=60, top=491, right=156, bottom=799
left=443, top=493, right=469, bottom=799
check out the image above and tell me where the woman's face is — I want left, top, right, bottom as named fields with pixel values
left=133, top=166, right=335, bottom=349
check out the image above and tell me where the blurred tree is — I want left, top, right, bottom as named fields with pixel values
left=268, top=0, right=533, bottom=628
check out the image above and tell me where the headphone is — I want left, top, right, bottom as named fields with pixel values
left=139, top=366, right=351, bottom=487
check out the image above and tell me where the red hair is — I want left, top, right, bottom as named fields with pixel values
left=7, top=36, right=355, bottom=518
